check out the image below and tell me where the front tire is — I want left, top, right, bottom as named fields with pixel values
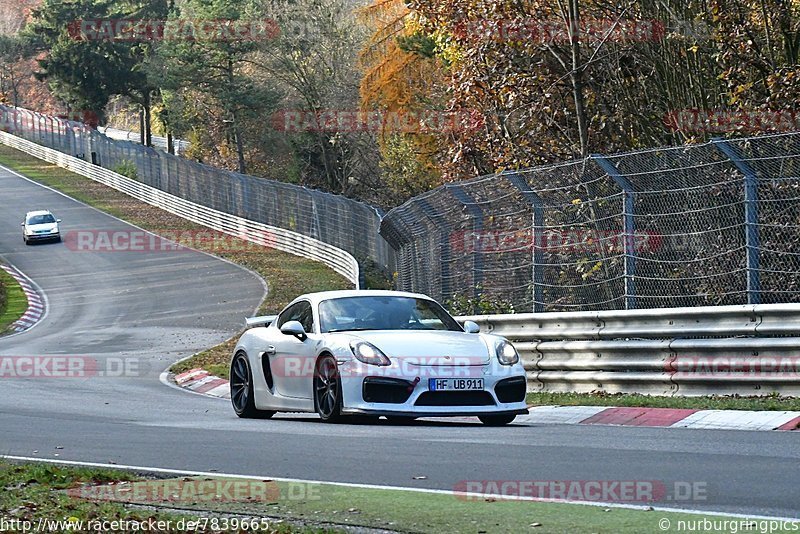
left=230, top=352, right=275, bottom=419
left=314, top=355, right=343, bottom=423
left=478, top=414, right=516, bottom=426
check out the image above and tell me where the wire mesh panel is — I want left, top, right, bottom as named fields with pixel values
left=603, top=143, right=746, bottom=308
left=725, top=133, right=800, bottom=304
left=381, top=134, right=800, bottom=312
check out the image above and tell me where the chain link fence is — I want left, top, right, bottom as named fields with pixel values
left=4, top=104, right=799, bottom=312
left=0, top=105, right=394, bottom=281
left=381, top=133, right=800, bottom=312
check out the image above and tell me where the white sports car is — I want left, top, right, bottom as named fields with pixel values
left=230, top=290, right=528, bottom=425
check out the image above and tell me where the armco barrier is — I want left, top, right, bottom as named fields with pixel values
left=98, top=126, right=190, bottom=155
left=458, top=303, right=800, bottom=396
left=0, top=130, right=360, bottom=286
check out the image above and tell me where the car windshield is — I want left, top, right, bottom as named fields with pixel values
left=27, top=214, right=55, bottom=225
left=319, top=296, right=462, bottom=333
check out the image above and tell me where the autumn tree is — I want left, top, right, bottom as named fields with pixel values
left=153, top=0, right=278, bottom=173
left=406, top=4, right=708, bottom=172
left=244, top=0, right=380, bottom=196
left=358, top=0, right=449, bottom=202
left=23, top=0, right=168, bottom=141
left=700, top=0, right=799, bottom=133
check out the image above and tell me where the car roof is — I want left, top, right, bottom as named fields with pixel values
left=290, top=289, right=436, bottom=308
left=25, top=210, right=53, bottom=217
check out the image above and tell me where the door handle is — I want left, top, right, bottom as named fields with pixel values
left=264, top=346, right=276, bottom=356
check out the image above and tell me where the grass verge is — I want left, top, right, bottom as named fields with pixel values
left=0, top=143, right=350, bottom=378
left=62, top=473, right=787, bottom=534
left=0, top=267, right=27, bottom=335
left=526, top=391, right=800, bottom=411
left=0, top=460, right=322, bottom=533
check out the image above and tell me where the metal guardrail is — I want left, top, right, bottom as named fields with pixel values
left=98, top=126, right=190, bottom=155
left=458, top=304, right=800, bottom=396
left=0, top=130, right=360, bottom=286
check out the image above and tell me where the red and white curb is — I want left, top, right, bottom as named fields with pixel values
left=174, top=368, right=230, bottom=399
left=170, top=369, right=800, bottom=431
left=1, top=264, right=45, bottom=333
left=516, top=405, right=800, bottom=431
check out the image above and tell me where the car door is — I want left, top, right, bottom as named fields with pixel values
left=271, top=300, right=317, bottom=399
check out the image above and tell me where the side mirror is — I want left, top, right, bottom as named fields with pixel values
left=280, top=320, right=307, bottom=341
left=56, top=219, right=62, bottom=223
left=463, top=320, right=480, bottom=334
left=20, top=222, right=24, bottom=226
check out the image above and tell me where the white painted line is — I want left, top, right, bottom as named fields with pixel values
left=1, top=455, right=797, bottom=522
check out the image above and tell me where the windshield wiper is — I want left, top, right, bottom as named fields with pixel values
left=326, top=327, right=376, bottom=333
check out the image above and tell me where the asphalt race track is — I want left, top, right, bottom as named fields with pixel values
left=0, top=164, right=798, bottom=519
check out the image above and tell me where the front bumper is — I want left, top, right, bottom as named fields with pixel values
left=26, top=232, right=60, bottom=241
left=342, top=407, right=529, bottom=418
left=338, top=360, right=529, bottom=416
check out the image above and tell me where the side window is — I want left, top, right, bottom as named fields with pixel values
left=298, top=302, right=314, bottom=333
left=276, top=301, right=314, bottom=333
left=277, top=303, right=301, bottom=328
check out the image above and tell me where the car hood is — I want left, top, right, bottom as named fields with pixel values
left=347, top=330, right=492, bottom=365
left=26, top=223, right=58, bottom=232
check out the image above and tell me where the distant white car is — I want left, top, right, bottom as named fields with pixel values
left=230, top=290, right=529, bottom=425
left=21, top=210, right=61, bottom=244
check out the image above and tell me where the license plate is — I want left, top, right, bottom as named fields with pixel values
left=428, top=378, right=484, bottom=391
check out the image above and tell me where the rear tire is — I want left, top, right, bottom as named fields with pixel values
left=478, top=414, right=516, bottom=426
left=230, top=352, right=275, bottom=419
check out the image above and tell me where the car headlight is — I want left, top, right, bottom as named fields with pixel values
left=349, top=340, right=391, bottom=366
left=50, top=228, right=58, bottom=233
left=495, top=339, right=519, bottom=365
